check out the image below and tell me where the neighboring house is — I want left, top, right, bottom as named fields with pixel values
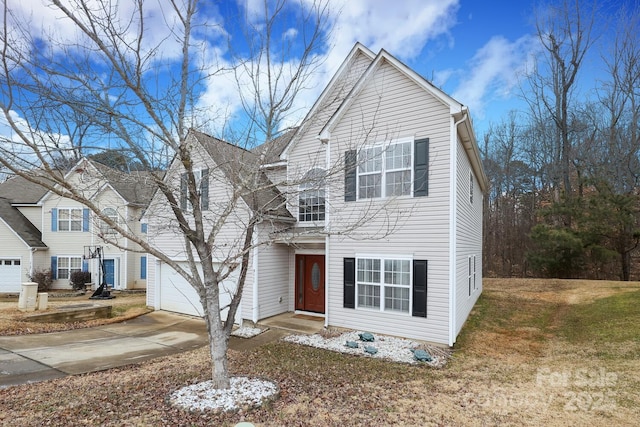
left=146, top=43, right=488, bottom=346
left=0, top=158, right=155, bottom=292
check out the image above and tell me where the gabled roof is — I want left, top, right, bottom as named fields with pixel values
left=0, top=174, right=50, bottom=204
left=0, top=198, right=47, bottom=248
left=190, top=130, right=294, bottom=221
left=280, top=43, right=376, bottom=160
left=252, top=128, right=297, bottom=166
left=91, top=162, right=157, bottom=207
left=317, top=46, right=489, bottom=192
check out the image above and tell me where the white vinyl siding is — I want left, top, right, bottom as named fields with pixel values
left=322, top=60, right=452, bottom=344
left=254, top=226, right=290, bottom=319
left=455, top=136, right=483, bottom=339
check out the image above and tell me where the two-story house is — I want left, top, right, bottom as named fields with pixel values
left=145, top=43, right=488, bottom=346
left=0, top=158, right=155, bottom=292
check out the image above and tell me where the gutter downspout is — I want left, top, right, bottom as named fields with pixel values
left=251, top=227, right=259, bottom=324
left=449, top=111, right=468, bottom=347
left=322, top=133, right=331, bottom=329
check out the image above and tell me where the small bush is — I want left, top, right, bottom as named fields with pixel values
left=70, top=271, right=92, bottom=290
left=29, top=269, right=53, bottom=292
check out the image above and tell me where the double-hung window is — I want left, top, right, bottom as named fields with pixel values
left=299, top=168, right=326, bottom=222
left=356, top=256, right=411, bottom=314
left=180, top=168, right=209, bottom=211
left=58, top=208, right=83, bottom=231
left=357, top=139, right=412, bottom=199
left=57, top=256, right=82, bottom=280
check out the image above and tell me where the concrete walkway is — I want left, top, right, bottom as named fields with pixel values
left=0, top=311, right=208, bottom=388
left=0, top=311, right=324, bottom=388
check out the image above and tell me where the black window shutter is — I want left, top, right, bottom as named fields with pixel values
left=180, top=173, right=188, bottom=209
left=200, top=168, right=209, bottom=210
left=344, top=150, right=357, bottom=201
left=412, top=259, right=428, bottom=317
left=414, top=138, right=429, bottom=197
left=343, top=258, right=356, bottom=308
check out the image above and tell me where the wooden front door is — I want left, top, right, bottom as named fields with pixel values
left=295, top=255, right=325, bottom=313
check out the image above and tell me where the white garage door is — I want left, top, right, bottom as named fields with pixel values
left=0, top=259, right=22, bottom=293
left=159, top=262, right=240, bottom=323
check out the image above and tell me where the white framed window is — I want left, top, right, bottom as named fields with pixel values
left=356, top=256, right=411, bottom=313
left=468, top=255, right=477, bottom=296
left=57, top=256, right=82, bottom=280
left=357, top=139, right=412, bottom=200
left=100, top=208, right=118, bottom=234
left=180, top=168, right=209, bottom=211
left=298, top=168, right=326, bottom=222
left=58, top=208, right=83, bottom=231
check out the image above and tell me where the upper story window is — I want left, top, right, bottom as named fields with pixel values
left=298, top=168, right=326, bottom=222
left=357, top=139, right=412, bottom=199
left=180, top=168, right=209, bottom=211
left=58, top=208, right=83, bottom=231
left=51, top=208, right=89, bottom=232
left=100, top=208, right=118, bottom=234
left=345, top=137, right=428, bottom=202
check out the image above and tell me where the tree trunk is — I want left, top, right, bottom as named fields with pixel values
left=202, top=275, right=231, bottom=389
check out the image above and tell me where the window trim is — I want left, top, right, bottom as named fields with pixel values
left=100, top=207, right=118, bottom=234
left=298, top=168, right=326, bottom=224
left=356, top=137, right=414, bottom=200
left=355, top=254, right=413, bottom=315
left=56, top=255, right=83, bottom=280
left=57, top=207, right=85, bottom=232
left=469, top=171, right=474, bottom=204
left=180, top=168, right=209, bottom=211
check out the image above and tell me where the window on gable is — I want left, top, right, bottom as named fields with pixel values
left=298, top=168, right=326, bottom=222
left=357, top=140, right=412, bottom=199
left=180, top=168, right=209, bottom=211
left=58, top=208, right=83, bottom=231
left=356, top=257, right=411, bottom=314
left=100, top=208, right=118, bottom=234
left=57, top=256, right=82, bottom=280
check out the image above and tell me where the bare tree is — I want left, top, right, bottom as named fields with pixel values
left=525, top=0, right=596, bottom=202
left=0, top=0, right=335, bottom=389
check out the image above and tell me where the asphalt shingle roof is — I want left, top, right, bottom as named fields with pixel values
left=0, top=198, right=47, bottom=248
left=190, top=130, right=293, bottom=221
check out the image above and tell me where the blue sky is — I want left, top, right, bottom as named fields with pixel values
left=1, top=0, right=633, bottom=148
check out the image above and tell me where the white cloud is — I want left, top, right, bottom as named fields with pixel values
left=452, top=35, right=539, bottom=119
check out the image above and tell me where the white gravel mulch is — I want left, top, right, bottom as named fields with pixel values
left=170, top=376, right=278, bottom=412
left=171, top=329, right=447, bottom=413
left=230, top=326, right=266, bottom=338
left=284, top=330, right=450, bottom=367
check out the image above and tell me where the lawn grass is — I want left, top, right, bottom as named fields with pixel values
left=1, top=279, right=639, bottom=426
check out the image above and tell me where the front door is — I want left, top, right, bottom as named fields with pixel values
left=295, top=255, right=325, bottom=313
left=103, top=259, right=116, bottom=288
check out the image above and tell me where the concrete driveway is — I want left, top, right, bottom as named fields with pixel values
left=0, top=311, right=208, bottom=388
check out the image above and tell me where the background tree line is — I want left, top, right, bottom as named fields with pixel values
left=482, top=1, right=640, bottom=280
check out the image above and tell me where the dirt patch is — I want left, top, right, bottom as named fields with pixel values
left=485, top=278, right=640, bottom=304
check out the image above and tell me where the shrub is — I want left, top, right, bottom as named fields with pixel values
left=70, top=271, right=92, bottom=290
left=29, top=269, right=53, bottom=292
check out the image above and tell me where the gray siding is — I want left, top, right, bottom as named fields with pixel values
left=454, top=136, right=483, bottom=340
left=321, top=60, right=453, bottom=344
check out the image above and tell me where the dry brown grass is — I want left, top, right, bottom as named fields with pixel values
left=0, top=292, right=150, bottom=335
left=1, top=279, right=639, bottom=426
